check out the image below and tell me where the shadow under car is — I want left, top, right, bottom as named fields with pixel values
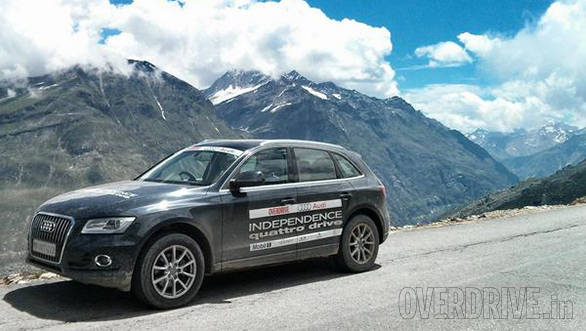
left=3, top=258, right=379, bottom=322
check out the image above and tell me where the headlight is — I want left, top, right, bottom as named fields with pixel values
left=81, top=217, right=136, bottom=234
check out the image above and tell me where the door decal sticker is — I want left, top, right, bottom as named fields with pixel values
left=248, top=199, right=344, bottom=251
left=249, top=199, right=342, bottom=219
left=250, top=229, right=342, bottom=252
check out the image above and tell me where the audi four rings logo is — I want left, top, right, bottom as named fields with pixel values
left=40, top=220, right=56, bottom=233
left=298, top=203, right=313, bottom=212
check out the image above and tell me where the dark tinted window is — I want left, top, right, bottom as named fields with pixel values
left=239, top=148, right=289, bottom=184
left=333, top=153, right=361, bottom=178
left=294, top=148, right=336, bottom=182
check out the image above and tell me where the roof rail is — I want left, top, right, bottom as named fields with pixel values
left=260, top=139, right=345, bottom=150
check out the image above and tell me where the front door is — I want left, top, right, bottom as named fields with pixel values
left=220, top=147, right=299, bottom=269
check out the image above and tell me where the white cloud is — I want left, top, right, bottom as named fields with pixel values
left=0, top=0, right=398, bottom=98
left=405, top=73, right=586, bottom=133
left=403, top=84, right=555, bottom=133
left=457, top=32, right=501, bottom=57
left=414, top=41, right=472, bottom=68
left=0, top=0, right=127, bottom=79
left=408, top=0, right=586, bottom=132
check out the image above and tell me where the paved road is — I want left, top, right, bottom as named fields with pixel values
left=1, top=205, right=586, bottom=330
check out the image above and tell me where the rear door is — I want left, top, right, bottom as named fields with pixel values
left=220, top=147, right=299, bottom=268
left=292, top=148, right=354, bottom=257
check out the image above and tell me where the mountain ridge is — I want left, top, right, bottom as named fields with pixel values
left=467, top=123, right=586, bottom=179
left=0, top=60, right=244, bottom=266
left=205, top=69, right=519, bottom=225
left=503, top=131, right=586, bottom=179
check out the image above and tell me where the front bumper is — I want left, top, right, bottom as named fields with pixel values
left=27, top=233, right=140, bottom=291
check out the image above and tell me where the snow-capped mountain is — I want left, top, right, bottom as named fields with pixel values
left=0, top=60, right=242, bottom=189
left=205, top=70, right=518, bottom=225
left=503, top=131, right=586, bottom=179
left=467, top=122, right=579, bottom=161
left=205, top=70, right=271, bottom=105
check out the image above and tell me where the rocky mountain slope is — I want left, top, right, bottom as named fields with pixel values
left=206, top=70, right=518, bottom=225
left=467, top=122, right=578, bottom=161
left=467, top=123, right=586, bottom=179
left=0, top=61, right=242, bottom=267
left=502, top=131, right=586, bottom=179
left=451, top=158, right=586, bottom=218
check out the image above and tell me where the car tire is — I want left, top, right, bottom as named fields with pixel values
left=132, top=233, right=205, bottom=309
left=335, top=214, right=379, bottom=272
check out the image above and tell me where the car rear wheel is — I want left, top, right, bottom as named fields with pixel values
left=335, top=214, right=379, bottom=272
left=133, top=233, right=205, bottom=309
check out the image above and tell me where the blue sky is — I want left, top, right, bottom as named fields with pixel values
left=305, top=0, right=553, bottom=89
left=106, top=0, right=554, bottom=90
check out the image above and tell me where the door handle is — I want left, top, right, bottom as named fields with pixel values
left=339, top=192, right=352, bottom=200
left=280, top=198, right=296, bottom=205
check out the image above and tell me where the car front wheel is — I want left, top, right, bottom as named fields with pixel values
left=133, top=233, right=205, bottom=309
left=335, top=214, right=379, bottom=272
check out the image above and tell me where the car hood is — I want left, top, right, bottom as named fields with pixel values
left=39, top=180, right=210, bottom=219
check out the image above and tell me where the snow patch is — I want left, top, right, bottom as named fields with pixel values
left=270, top=102, right=292, bottom=113
left=554, top=134, right=567, bottom=144
left=332, top=93, right=341, bottom=100
left=276, top=87, right=289, bottom=98
left=39, top=83, right=59, bottom=90
left=261, top=103, right=273, bottom=112
left=154, top=96, right=166, bottom=120
left=210, top=82, right=268, bottom=105
left=301, top=86, right=328, bottom=100
left=261, top=101, right=292, bottom=113
left=206, top=115, right=220, bottom=134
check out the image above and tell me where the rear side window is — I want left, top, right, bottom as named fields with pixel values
left=239, top=148, right=289, bottom=184
left=294, top=148, right=336, bottom=182
left=333, top=153, right=362, bottom=178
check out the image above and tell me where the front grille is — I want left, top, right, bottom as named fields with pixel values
left=29, top=213, right=74, bottom=264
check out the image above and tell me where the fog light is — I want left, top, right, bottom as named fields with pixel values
left=95, top=254, right=112, bottom=267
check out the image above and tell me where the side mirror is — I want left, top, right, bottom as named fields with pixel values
left=229, top=170, right=265, bottom=193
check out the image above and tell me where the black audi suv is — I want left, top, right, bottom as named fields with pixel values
left=27, top=139, right=390, bottom=308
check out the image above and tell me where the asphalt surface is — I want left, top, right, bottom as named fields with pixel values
left=1, top=205, right=585, bottom=330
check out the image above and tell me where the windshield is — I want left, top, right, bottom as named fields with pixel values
left=139, top=146, right=242, bottom=186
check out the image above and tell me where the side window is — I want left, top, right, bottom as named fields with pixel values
left=238, top=148, right=289, bottom=184
left=333, top=153, right=362, bottom=178
left=294, top=148, right=337, bottom=182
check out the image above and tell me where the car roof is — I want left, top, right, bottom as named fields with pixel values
left=195, top=139, right=346, bottom=152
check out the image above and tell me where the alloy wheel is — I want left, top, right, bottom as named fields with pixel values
left=151, top=245, right=197, bottom=299
left=349, top=223, right=375, bottom=264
